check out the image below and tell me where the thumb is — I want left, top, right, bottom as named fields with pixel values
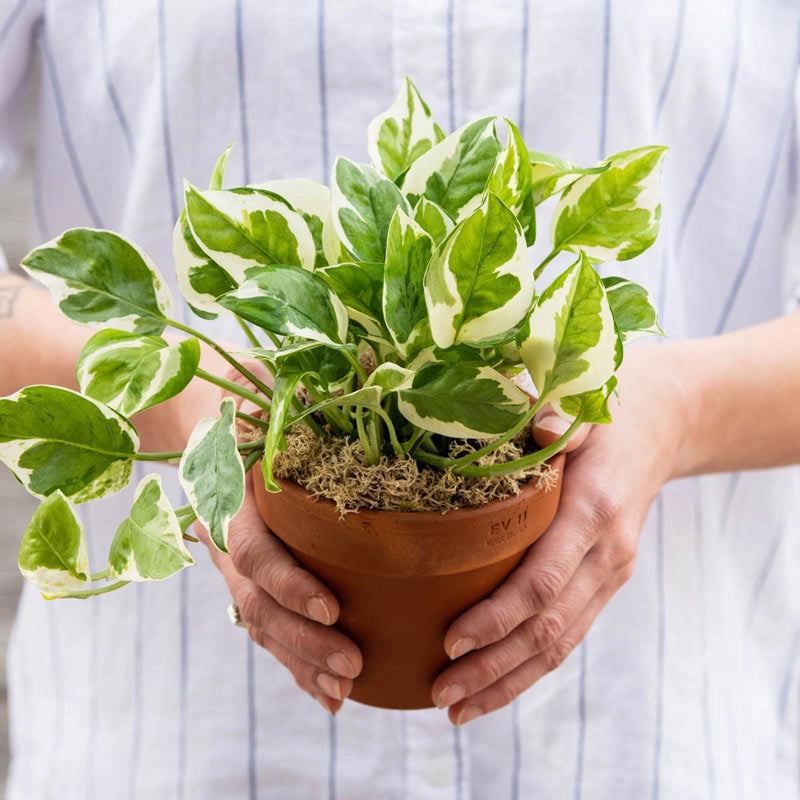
left=532, top=405, right=591, bottom=453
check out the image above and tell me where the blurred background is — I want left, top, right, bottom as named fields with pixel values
left=0, top=65, right=37, bottom=789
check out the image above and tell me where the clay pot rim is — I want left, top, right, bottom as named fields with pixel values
left=267, top=451, right=565, bottom=523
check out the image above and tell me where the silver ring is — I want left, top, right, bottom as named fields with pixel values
left=227, top=602, right=246, bottom=628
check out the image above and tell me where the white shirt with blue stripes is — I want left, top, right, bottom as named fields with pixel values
left=2, top=1, right=800, bottom=798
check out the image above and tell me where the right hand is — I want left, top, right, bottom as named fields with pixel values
left=198, top=474, right=363, bottom=714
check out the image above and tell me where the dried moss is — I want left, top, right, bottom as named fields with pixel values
left=272, top=426, right=557, bottom=516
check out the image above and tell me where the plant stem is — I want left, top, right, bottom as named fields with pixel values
left=90, top=569, right=109, bottom=582
left=534, top=248, right=559, bottom=280
left=167, top=318, right=274, bottom=400
left=402, top=427, right=427, bottom=456
left=133, top=437, right=265, bottom=463
left=242, top=448, right=263, bottom=472
left=374, top=407, right=405, bottom=458
left=355, top=407, right=379, bottom=465
left=196, top=368, right=271, bottom=409
left=265, top=330, right=282, bottom=348
left=413, top=413, right=584, bottom=477
left=48, top=581, right=130, bottom=600
left=236, top=411, right=270, bottom=430
left=235, top=316, right=263, bottom=348
left=343, top=349, right=369, bottom=386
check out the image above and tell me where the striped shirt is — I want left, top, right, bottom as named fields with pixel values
left=2, top=1, right=800, bottom=798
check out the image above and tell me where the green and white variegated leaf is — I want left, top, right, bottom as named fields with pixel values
left=18, top=491, right=90, bottom=596
left=364, top=362, right=414, bottom=394
left=424, top=191, right=534, bottom=349
left=330, top=157, right=409, bottom=263
left=556, top=375, right=618, bottom=424
left=519, top=253, right=617, bottom=404
left=529, top=151, right=610, bottom=206
left=412, top=197, right=454, bottom=245
left=21, top=229, right=174, bottom=335
left=383, top=208, right=434, bottom=358
left=184, top=183, right=317, bottom=281
left=76, top=330, right=200, bottom=417
left=397, top=362, right=529, bottom=438
left=602, top=276, right=662, bottom=341
left=322, top=208, right=351, bottom=265
left=401, top=117, right=501, bottom=221
left=178, top=398, right=244, bottom=553
left=173, top=210, right=236, bottom=316
left=108, top=473, right=194, bottom=581
left=291, top=385, right=385, bottom=429
left=317, top=261, right=385, bottom=337
left=262, top=370, right=310, bottom=493
left=551, top=145, right=668, bottom=262
left=217, top=264, right=349, bottom=346
left=488, top=119, right=535, bottom=245
left=253, top=179, right=331, bottom=268
left=243, top=339, right=354, bottom=391
left=0, top=386, right=138, bottom=502
left=209, top=144, right=233, bottom=190
left=367, top=77, right=443, bottom=180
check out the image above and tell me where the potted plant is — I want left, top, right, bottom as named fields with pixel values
left=0, top=78, right=665, bottom=709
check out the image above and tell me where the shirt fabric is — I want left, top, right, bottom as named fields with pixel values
left=2, top=1, right=800, bottom=798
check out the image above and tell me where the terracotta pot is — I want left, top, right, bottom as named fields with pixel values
left=252, top=452, right=566, bottom=710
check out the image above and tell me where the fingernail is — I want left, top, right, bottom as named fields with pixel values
left=455, top=705, right=484, bottom=726
left=448, top=636, right=476, bottom=660
left=535, top=415, right=569, bottom=435
left=306, top=595, right=331, bottom=625
left=436, top=683, right=466, bottom=709
left=326, top=651, right=357, bottom=679
left=316, top=672, right=342, bottom=701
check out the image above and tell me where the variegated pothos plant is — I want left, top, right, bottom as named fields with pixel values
left=0, top=78, right=665, bottom=599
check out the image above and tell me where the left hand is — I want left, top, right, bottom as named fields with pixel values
left=431, top=345, right=690, bottom=724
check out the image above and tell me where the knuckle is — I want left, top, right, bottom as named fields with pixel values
left=228, top=530, right=258, bottom=578
left=543, top=638, right=575, bottom=673
left=471, top=655, right=505, bottom=690
left=527, top=612, right=564, bottom=653
left=476, top=597, right=523, bottom=643
left=494, top=680, right=520, bottom=710
left=527, top=567, right=565, bottom=610
left=237, top=586, right=263, bottom=627
left=584, top=490, right=623, bottom=533
left=263, top=561, right=308, bottom=608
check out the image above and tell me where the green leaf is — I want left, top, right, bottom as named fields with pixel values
left=0, top=386, right=138, bottom=502
left=383, top=208, right=434, bottom=358
left=253, top=178, right=332, bottom=268
left=217, top=264, right=349, bottom=346
left=397, top=362, right=528, bottom=437
left=367, top=77, right=443, bottom=180
left=21, top=229, right=174, bottom=335
left=108, top=473, right=195, bottom=581
left=330, top=157, right=409, bottom=262
left=401, top=117, right=501, bottom=221
left=76, top=330, right=200, bottom=417
left=209, top=143, right=233, bottom=190
left=173, top=210, right=236, bottom=316
left=317, top=261, right=385, bottom=337
left=551, top=145, right=668, bottom=262
left=245, top=339, right=354, bottom=390
left=424, top=191, right=534, bottom=348
left=529, top=150, right=610, bottom=206
left=412, top=197, right=454, bottom=245
left=488, top=119, right=535, bottom=245
left=602, top=276, right=663, bottom=341
left=557, top=375, right=618, bottom=424
left=184, top=183, right=317, bottom=281
left=18, top=491, right=90, bottom=595
left=178, top=398, right=245, bottom=552
left=322, top=208, right=350, bottom=265
left=519, top=252, right=617, bottom=404
left=364, top=362, right=414, bottom=393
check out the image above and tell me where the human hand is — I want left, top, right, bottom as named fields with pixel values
left=431, top=345, right=689, bottom=724
left=196, top=361, right=363, bottom=714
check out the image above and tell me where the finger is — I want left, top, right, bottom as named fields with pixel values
left=447, top=580, right=619, bottom=725
left=248, top=626, right=349, bottom=715
left=443, top=472, right=607, bottom=658
left=207, top=537, right=362, bottom=680
left=532, top=405, right=590, bottom=452
left=433, top=555, right=621, bottom=708
left=227, top=474, right=341, bottom=626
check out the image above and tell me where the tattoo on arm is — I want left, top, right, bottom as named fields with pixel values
left=0, top=286, right=21, bottom=319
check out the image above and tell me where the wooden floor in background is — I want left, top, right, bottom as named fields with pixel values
left=0, top=474, right=33, bottom=794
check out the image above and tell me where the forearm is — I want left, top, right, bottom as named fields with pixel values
left=0, top=271, right=224, bottom=452
left=669, top=312, right=800, bottom=477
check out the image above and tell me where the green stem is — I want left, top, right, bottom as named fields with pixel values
left=265, top=330, right=282, bottom=349
left=343, top=349, right=369, bottom=386
left=355, top=407, right=379, bottom=465
left=236, top=411, right=270, bottom=430
left=90, top=569, right=109, bottom=582
left=374, top=408, right=405, bottom=458
left=413, top=413, right=584, bottom=477
left=235, top=316, right=263, bottom=348
left=242, top=448, right=263, bottom=472
left=402, top=427, right=427, bottom=456
left=134, top=437, right=266, bottom=464
left=534, top=248, right=559, bottom=280
left=168, top=318, right=274, bottom=400
left=50, top=581, right=130, bottom=600
left=196, top=368, right=271, bottom=409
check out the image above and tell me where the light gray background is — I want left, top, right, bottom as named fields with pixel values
left=0, top=70, right=37, bottom=791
